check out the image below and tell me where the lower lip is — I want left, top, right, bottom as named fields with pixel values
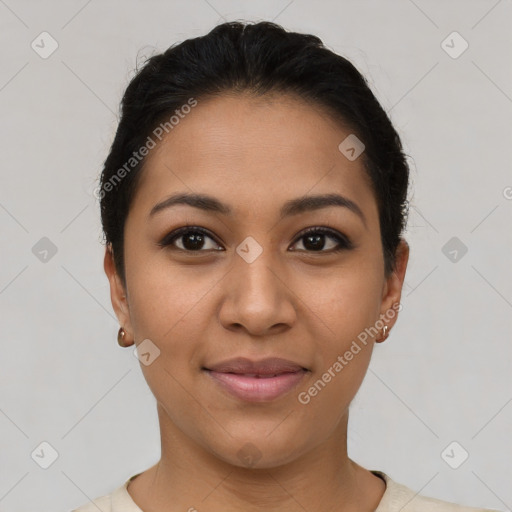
left=206, top=370, right=307, bottom=402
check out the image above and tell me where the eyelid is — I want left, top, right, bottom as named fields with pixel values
left=157, top=225, right=223, bottom=249
left=291, top=226, right=353, bottom=251
left=158, top=224, right=353, bottom=253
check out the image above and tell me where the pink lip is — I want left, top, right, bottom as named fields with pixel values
left=204, top=357, right=308, bottom=402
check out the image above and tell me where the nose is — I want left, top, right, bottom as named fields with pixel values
left=218, top=243, right=297, bottom=337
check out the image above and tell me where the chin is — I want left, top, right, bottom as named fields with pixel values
left=202, top=426, right=310, bottom=470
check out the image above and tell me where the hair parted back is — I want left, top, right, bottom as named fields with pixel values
left=98, top=20, right=409, bottom=285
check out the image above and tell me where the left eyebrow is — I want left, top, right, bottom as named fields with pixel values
left=148, top=192, right=367, bottom=228
left=279, top=193, right=367, bottom=228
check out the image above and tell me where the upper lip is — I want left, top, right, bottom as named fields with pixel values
left=204, top=357, right=307, bottom=375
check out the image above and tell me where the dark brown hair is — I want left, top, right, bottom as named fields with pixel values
left=97, top=20, right=409, bottom=285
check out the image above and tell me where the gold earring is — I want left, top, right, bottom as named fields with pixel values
left=117, top=327, right=133, bottom=347
left=377, top=324, right=389, bottom=343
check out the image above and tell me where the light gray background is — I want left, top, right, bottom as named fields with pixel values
left=1, top=1, right=511, bottom=511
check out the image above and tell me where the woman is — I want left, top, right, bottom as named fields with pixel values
left=74, top=20, right=500, bottom=512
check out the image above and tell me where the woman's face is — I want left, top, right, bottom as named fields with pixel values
left=105, top=92, right=408, bottom=468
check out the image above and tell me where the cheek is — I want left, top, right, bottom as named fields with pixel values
left=297, top=264, right=382, bottom=397
left=126, top=266, right=212, bottom=412
left=309, top=263, right=383, bottom=343
left=125, top=253, right=217, bottom=341
left=125, top=260, right=224, bottom=387
left=296, top=275, right=379, bottom=428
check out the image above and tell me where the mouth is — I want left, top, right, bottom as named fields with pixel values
left=203, top=357, right=309, bottom=402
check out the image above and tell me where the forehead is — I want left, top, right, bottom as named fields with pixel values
left=129, top=92, right=378, bottom=225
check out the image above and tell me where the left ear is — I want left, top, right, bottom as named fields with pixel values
left=379, top=238, right=409, bottom=330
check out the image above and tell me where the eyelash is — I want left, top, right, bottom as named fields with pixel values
left=157, top=225, right=354, bottom=254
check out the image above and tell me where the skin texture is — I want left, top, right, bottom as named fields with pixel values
left=104, top=91, right=409, bottom=512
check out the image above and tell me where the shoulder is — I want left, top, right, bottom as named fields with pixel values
left=70, top=473, right=142, bottom=512
left=373, top=471, right=502, bottom=512
left=71, top=493, right=112, bottom=512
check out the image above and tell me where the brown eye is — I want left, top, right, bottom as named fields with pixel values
left=290, top=227, right=353, bottom=253
left=158, top=226, right=223, bottom=252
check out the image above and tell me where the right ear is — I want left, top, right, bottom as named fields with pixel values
left=103, top=244, right=134, bottom=342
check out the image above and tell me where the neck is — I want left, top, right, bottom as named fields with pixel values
left=127, top=404, right=385, bottom=512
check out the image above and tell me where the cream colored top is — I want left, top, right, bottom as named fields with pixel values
left=72, top=470, right=500, bottom=511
